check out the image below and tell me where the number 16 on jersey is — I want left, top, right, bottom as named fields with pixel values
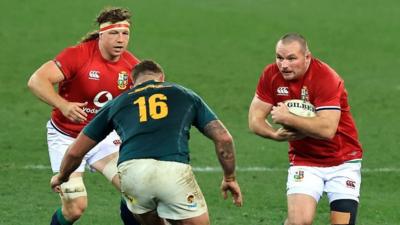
left=133, top=93, right=168, bottom=122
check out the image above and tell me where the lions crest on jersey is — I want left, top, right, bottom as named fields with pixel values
left=301, top=86, right=309, bottom=101
left=117, top=71, right=129, bottom=90
left=294, top=170, right=304, bottom=182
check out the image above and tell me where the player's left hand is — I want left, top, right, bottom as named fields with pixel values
left=50, top=174, right=63, bottom=195
left=221, top=178, right=243, bottom=207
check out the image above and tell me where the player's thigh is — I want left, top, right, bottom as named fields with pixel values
left=86, top=130, right=120, bottom=168
left=287, top=166, right=324, bottom=201
left=325, top=162, right=361, bottom=203
left=119, top=159, right=164, bottom=215
left=86, top=131, right=120, bottom=182
left=156, top=162, right=208, bottom=221
left=135, top=210, right=167, bottom=225
left=325, top=163, right=361, bottom=225
left=167, top=212, right=210, bottom=225
left=286, top=166, right=323, bottom=224
left=47, top=121, right=86, bottom=172
left=286, top=194, right=317, bottom=225
left=90, top=151, right=119, bottom=187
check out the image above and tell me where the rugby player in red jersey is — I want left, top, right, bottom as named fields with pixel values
left=249, top=33, right=363, bottom=225
left=28, top=7, right=141, bottom=225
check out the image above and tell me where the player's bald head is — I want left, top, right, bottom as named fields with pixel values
left=277, top=33, right=309, bottom=54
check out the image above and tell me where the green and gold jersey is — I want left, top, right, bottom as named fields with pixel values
left=83, top=80, right=218, bottom=165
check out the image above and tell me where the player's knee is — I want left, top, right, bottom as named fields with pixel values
left=330, top=199, right=358, bottom=225
left=60, top=176, right=88, bottom=221
left=64, top=205, right=86, bottom=221
left=287, top=221, right=312, bottom=225
left=286, top=217, right=313, bottom=225
left=286, top=210, right=313, bottom=225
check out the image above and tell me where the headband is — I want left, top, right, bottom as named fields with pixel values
left=99, top=20, right=130, bottom=33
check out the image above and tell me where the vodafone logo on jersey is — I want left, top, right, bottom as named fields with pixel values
left=82, top=91, right=114, bottom=114
left=82, top=107, right=99, bottom=114
left=94, top=91, right=113, bottom=107
left=277, top=86, right=289, bottom=96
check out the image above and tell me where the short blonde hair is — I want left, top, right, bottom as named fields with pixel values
left=278, top=33, right=309, bottom=53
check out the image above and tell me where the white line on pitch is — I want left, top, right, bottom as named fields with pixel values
left=20, top=165, right=400, bottom=173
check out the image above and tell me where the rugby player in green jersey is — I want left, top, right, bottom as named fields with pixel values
left=51, top=60, right=243, bottom=225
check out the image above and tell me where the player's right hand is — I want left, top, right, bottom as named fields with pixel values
left=221, top=178, right=243, bottom=207
left=271, top=102, right=291, bottom=125
left=59, top=101, right=88, bottom=123
left=50, top=174, right=63, bottom=195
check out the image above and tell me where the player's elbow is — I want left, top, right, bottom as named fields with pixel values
left=248, top=123, right=263, bottom=135
left=215, top=131, right=234, bottom=146
left=325, top=129, right=337, bottom=140
left=221, top=132, right=234, bottom=145
left=248, top=121, right=256, bottom=133
left=318, top=127, right=337, bottom=140
left=248, top=115, right=259, bottom=134
left=27, top=74, right=41, bottom=93
left=27, top=76, right=35, bottom=91
left=319, top=132, right=335, bottom=140
left=248, top=118, right=267, bottom=138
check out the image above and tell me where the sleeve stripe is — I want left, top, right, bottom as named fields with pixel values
left=52, top=59, right=67, bottom=80
left=316, top=106, right=341, bottom=111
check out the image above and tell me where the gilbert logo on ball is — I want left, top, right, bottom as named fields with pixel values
left=284, top=99, right=316, bottom=117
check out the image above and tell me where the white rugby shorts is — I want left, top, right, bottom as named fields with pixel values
left=47, top=120, right=120, bottom=173
left=118, top=159, right=208, bottom=220
left=286, top=162, right=361, bottom=203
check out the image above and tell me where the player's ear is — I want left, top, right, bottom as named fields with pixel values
left=305, top=51, right=312, bottom=60
left=160, top=73, right=165, bottom=81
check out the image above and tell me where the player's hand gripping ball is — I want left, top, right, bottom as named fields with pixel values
left=280, top=99, right=316, bottom=133
left=284, top=99, right=316, bottom=118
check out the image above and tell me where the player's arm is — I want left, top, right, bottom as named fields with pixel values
left=203, top=120, right=242, bottom=207
left=28, top=61, right=69, bottom=108
left=271, top=102, right=340, bottom=139
left=248, top=96, right=301, bottom=141
left=203, top=120, right=236, bottom=180
left=248, top=96, right=275, bottom=138
left=50, top=132, right=98, bottom=191
left=27, top=61, right=87, bottom=122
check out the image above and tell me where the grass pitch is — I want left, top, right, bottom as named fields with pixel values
left=1, top=0, right=399, bottom=224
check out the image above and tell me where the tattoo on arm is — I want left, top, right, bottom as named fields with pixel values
left=204, top=120, right=235, bottom=174
left=204, top=120, right=226, bottom=138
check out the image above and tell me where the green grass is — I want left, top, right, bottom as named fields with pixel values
left=1, top=0, right=400, bottom=224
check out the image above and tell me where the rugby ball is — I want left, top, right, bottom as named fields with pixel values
left=284, top=99, right=316, bottom=117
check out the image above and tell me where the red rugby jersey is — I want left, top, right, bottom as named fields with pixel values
left=256, top=58, right=362, bottom=166
left=51, top=39, right=139, bottom=137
